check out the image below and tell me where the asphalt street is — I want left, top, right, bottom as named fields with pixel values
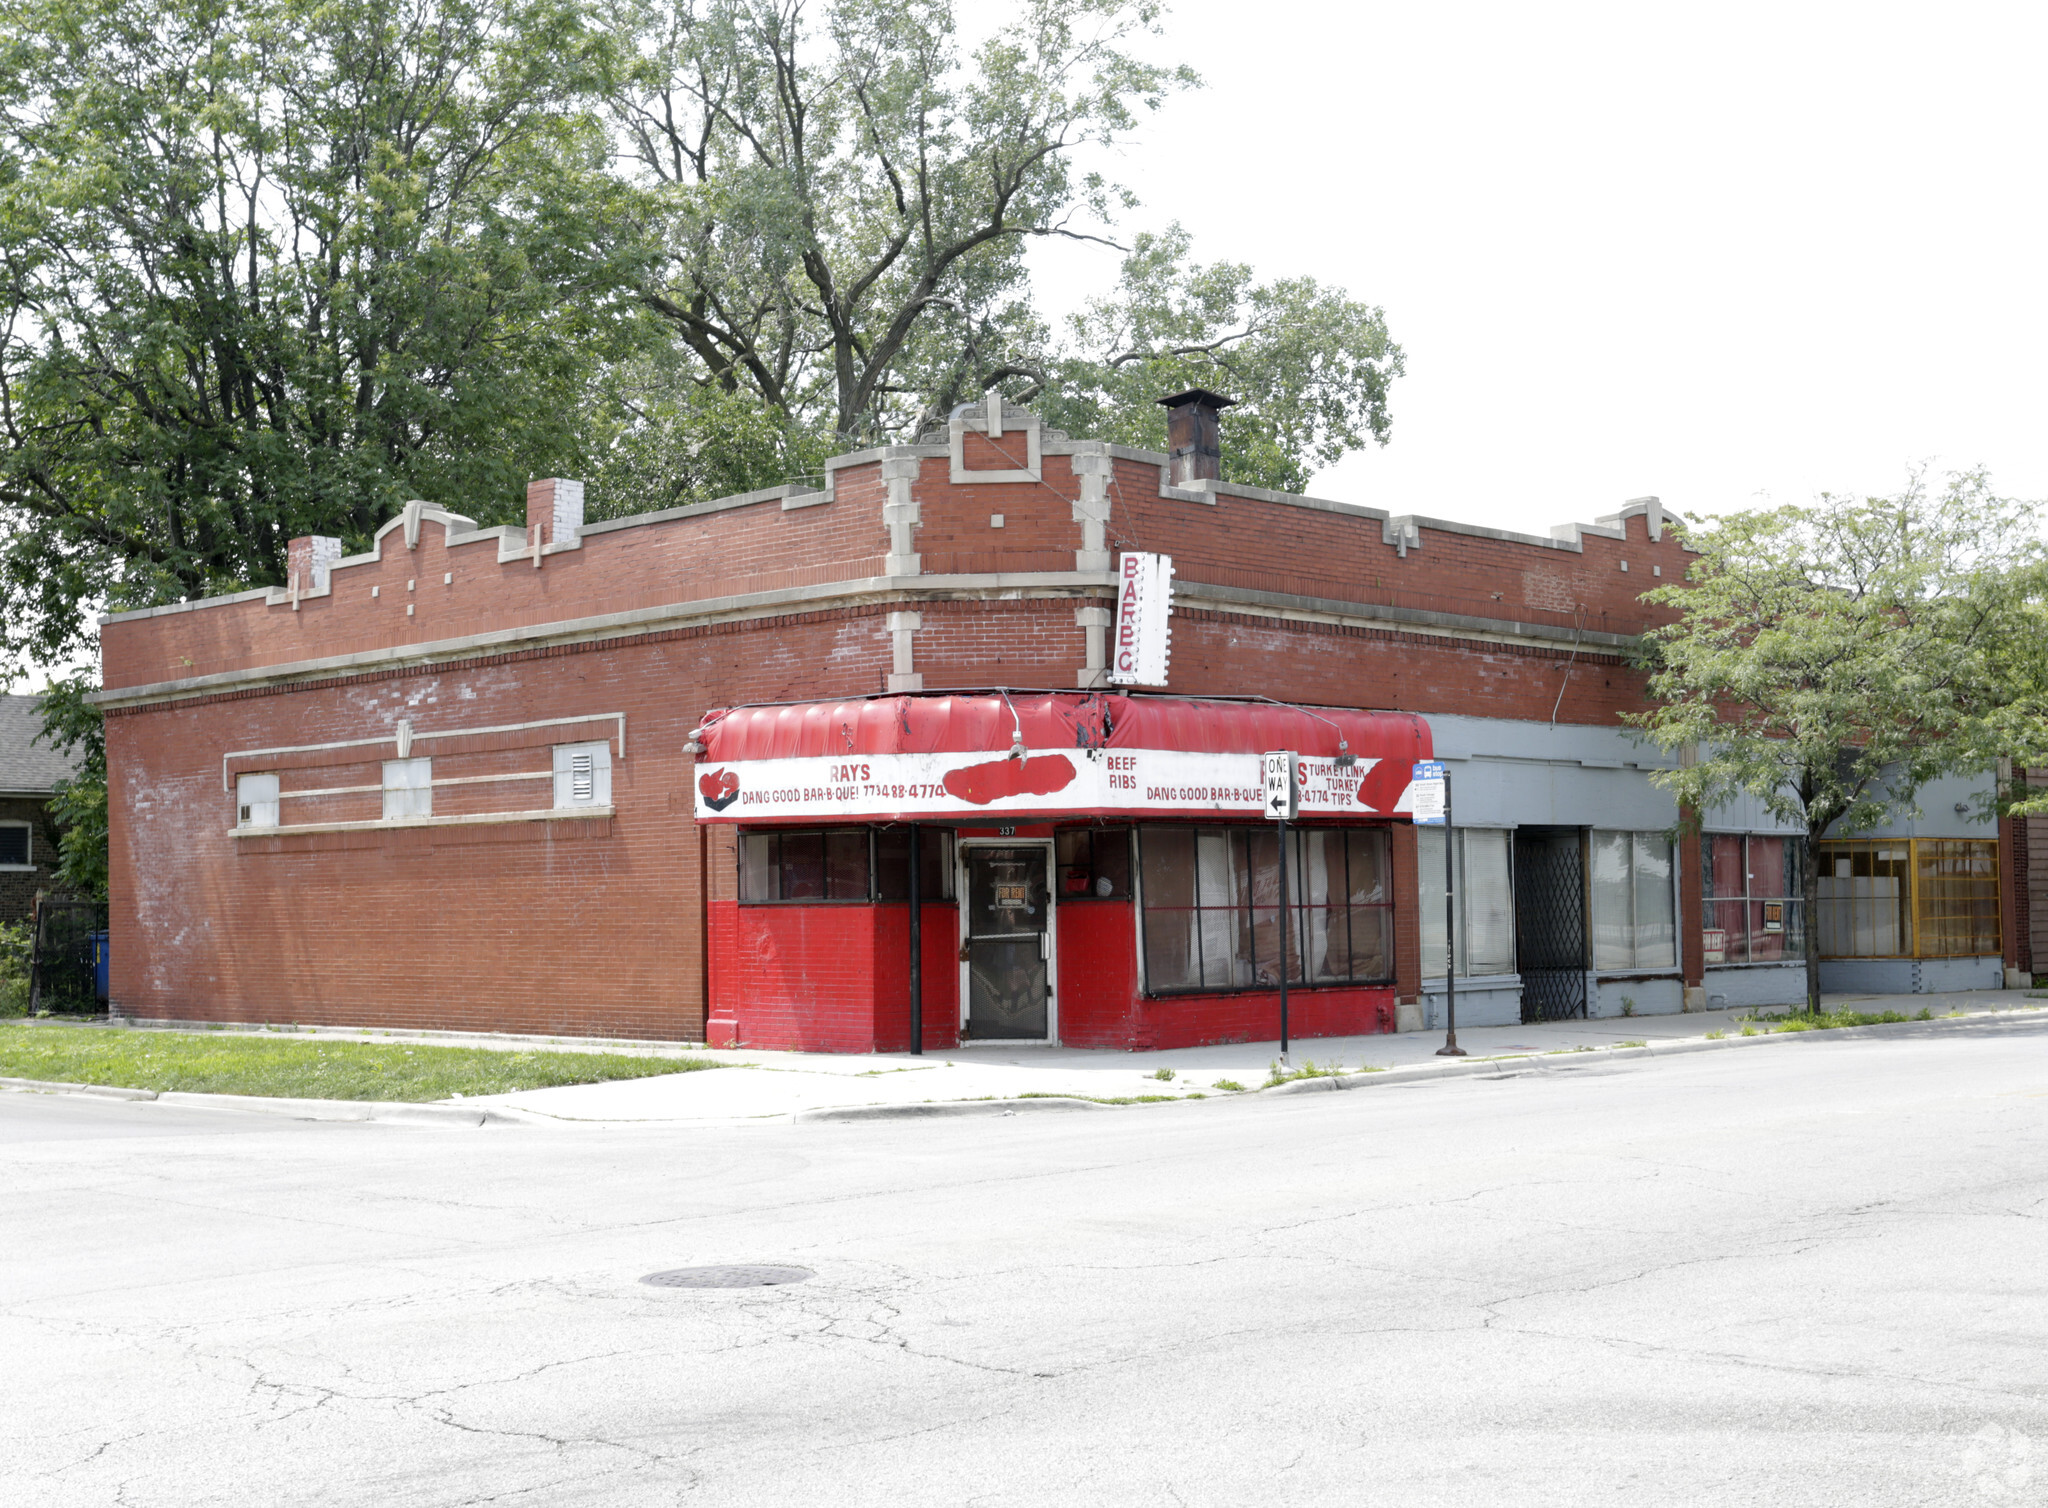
left=7, top=1016, right=2047, bottom=1507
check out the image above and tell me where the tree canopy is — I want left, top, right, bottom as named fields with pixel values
left=0, top=0, right=640, bottom=669
left=0, top=0, right=1407, bottom=674
left=1630, top=471, right=2048, bottom=1008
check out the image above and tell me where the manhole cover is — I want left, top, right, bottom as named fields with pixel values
left=640, top=1264, right=814, bottom=1289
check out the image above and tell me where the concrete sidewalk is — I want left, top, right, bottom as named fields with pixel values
left=468, top=986, right=2048, bottom=1124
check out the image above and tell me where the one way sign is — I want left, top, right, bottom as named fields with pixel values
left=1262, top=751, right=1298, bottom=821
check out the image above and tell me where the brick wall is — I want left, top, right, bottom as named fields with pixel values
left=99, top=411, right=1705, bottom=1044
left=0, top=796, right=64, bottom=926
left=107, top=607, right=895, bottom=1037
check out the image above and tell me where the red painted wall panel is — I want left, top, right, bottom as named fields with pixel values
left=872, top=903, right=964, bottom=1053
left=1054, top=901, right=1141, bottom=1047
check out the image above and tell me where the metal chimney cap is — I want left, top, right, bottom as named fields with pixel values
left=1156, top=388, right=1237, bottom=410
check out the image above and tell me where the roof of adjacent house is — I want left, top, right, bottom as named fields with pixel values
left=0, top=695, right=81, bottom=795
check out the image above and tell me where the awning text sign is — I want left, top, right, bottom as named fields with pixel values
left=695, top=747, right=1413, bottom=822
left=1108, top=552, right=1173, bottom=686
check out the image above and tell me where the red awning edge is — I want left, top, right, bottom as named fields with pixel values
left=692, top=693, right=1432, bottom=824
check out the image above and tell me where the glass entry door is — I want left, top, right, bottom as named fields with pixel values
left=961, top=844, right=1053, bottom=1041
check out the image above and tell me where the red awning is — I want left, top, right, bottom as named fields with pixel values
left=693, top=693, right=1431, bottom=824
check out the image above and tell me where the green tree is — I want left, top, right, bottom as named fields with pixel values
left=1629, top=472, right=2046, bottom=1012
left=32, top=676, right=106, bottom=901
left=614, top=0, right=1196, bottom=448
left=1027, top=226, right=1403, bottom=494
left=0, top=0, right=635, bottom=668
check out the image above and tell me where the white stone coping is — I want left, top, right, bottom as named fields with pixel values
left=96, top=420, right=1684, bottom=634
left=233, top=805, right=612, bottom=838
left=94, top=565, right=1648, bottom=709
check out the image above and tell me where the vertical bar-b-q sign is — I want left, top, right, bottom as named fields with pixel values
left=1108, top=552, right=1174, bottom=686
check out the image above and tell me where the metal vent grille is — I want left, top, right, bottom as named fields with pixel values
left=571, top=752, right=594, bottom=802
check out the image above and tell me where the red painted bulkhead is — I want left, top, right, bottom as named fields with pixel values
left=709, top=842, right=1396, bottom=1054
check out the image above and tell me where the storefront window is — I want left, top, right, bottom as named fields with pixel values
left=1590, top=830, right=1676, bottom=970
left=1137, top=826, right=1393, bottom=994
left=1056, top=828, right=1131, bottom=899
left=740, top=829, right=873, bottom=901
left=874, top=827, right=956, bottom=902
left=1816, top=838, right=1998, bottom=958
left=1702, top=834, right=1805, bottom=965
left=1417, top=828, right=1515, bottom=979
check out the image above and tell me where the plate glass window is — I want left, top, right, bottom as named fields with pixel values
left=237, top=772, right=280, bottom=828
left=0, top=821, right=30, bottom=868
left=874, top=828, right=957, bottom=901
left=1418, top=828, right=1515, bottom=978
left=382, top=758, right=432, bottom=819
left=1589, top=830, right=1676, bottom=970
left=1815, top=838, right=1998, bottom=958
left=739, top=828, right=873, bottom=901
left=1056, top=828, right=1131, bottom=898
left=1702, top=834, right=1805, bottom=964
left=553, top=741, right=612, bottom=808
left=1137, top=826, right=1393, bottom=993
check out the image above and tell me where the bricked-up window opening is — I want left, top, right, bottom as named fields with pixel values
left=1056, top=828, right=1131, bottom=899
left=875, top=828, right=957, bottom=902
left=1138, top=826, right=1393, bottom=994
left=1418, top=828, right=1515, bottom=978
left=382, top=758, right=432, bottom=820
left=1589, top=831, right=1677, bottom=970
left=552, top=741, right=612, bottom=808
left=0, top=822, right=29, bottom=868
left=1702, top=835, right=1806, bottom=965
left=236, top=773, right=279, bottom=828
left=740, top=829, right=871, bottom=902
left=1816, top=838, right=1999, bottom=958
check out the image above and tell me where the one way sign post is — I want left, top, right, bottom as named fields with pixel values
left=1261, top=752, right=1297, bottom=1060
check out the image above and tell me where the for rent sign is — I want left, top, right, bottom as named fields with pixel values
left=1108, top=552, right=1173, bottom=686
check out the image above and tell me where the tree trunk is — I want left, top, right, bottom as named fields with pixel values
left=1803, top=827, right=1824, bottom=1014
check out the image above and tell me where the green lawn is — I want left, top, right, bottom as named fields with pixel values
left=0, top=1022, right=719, bottom=1101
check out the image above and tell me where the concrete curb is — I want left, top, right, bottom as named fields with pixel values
left=6, top=1009, right=2040, bottom=1127
left=0, top=1077, right=510, bottom=1127
left=792, top=1096, right=1110, bottom=1123
left=1254, top=1010, right=2046, bottom=1099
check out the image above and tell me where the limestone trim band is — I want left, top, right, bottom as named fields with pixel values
left=219, top=712, right=626, bottom=791
left=102, top=573, right=1638, bottom=712
left=231, top=805, right=613, bottom=839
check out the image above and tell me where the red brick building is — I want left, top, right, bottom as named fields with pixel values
left=94, top=394, right=2018, bottom=1048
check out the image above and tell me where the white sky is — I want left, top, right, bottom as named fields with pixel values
left=1025, top=0, right=2048, bottom=535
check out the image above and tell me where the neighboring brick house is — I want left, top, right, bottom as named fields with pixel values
left=91, top=393, right=2018, bottom=1046
left=0, top=695, right=81, bottom=924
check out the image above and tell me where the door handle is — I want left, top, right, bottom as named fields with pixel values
left=959, top=937, right=972, bottom=961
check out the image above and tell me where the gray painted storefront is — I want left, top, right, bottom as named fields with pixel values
left=1409, top=716, right=2003, bottom=1029
left=1419, top=715, right=1686, bottom=1029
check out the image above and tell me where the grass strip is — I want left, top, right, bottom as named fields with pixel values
left=0, top=1022, right=718, bottom=1102
left=1745, top=1007, right=1926, bottom=1033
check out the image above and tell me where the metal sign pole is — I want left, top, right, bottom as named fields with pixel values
left=1262, top=750, right=1298, bottom=1067
left=1278, top=814, right=1292, bottom=1062
left=908, top=824, right=923, bottom=1056
left=1436, top=769, right=1465, bottom=1058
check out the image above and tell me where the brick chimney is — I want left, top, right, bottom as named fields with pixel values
left=285, top=535, right=342, bottom=594
left=526, top=478, right=585, bottom=546
left=1157, top=389, right=1235, bottom=487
